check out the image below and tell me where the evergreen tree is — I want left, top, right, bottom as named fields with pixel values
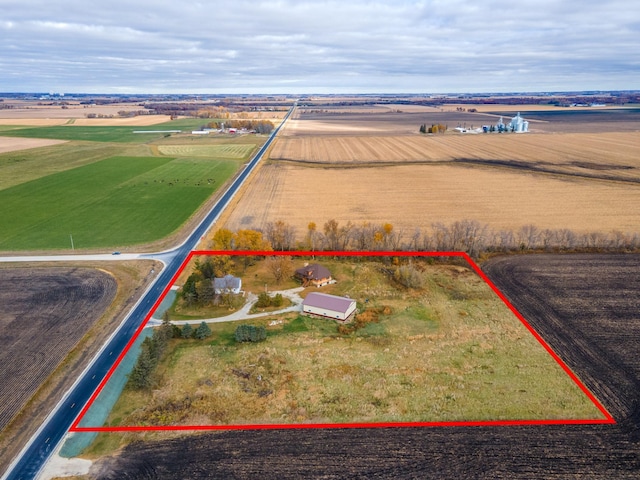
left=272, top=293, right=284, bottom=307
left=128, top=342, right=155, bottom=389
left=181, top=323, right=193, bottom=339
left=256, top=292, right=271, bottom=308
left=195, top=321, right=212, bottom=340
left=235, top=324, right=266, bottom=343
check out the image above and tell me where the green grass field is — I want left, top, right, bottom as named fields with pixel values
left=0, top=156, right=238, bottom=250
left=0, top=142, right=148, bottom=191
left=0, top=118, right=270, bottom=250
left=0, top=126, right=169, bottom=143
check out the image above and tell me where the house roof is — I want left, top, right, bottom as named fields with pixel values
left=302, top=292, right=355, bottom=314
left=295, top=264, right=331, bottom=280
left=213, top=274, right=241, bottom=290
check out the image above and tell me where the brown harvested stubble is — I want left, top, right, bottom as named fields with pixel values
left=0, top=136, right=67, bottom=154
left=221, top=162, right=640, bottom=238
left=269, top=132, right=640, bottom=173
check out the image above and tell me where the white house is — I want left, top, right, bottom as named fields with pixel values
left=213, top=274, right=242, bottom=294
left=302, top=292, right=356, bottom=321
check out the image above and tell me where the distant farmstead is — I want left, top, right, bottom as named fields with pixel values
left=295, top=264, right=333, bottom=287
left=302, top=292, right=356, bottom=321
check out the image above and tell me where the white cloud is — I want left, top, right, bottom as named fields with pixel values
left=0, top=0, right=638, bottom=93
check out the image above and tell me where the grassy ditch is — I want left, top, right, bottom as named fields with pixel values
left=100, top=259, right=604, bottom=432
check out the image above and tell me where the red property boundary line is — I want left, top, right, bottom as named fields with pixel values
left=71, top=250, right=614, bottom=432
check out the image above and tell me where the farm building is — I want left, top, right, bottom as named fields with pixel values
left=213, top=274, right=242, bottom=294
left=509, top=112, right=529, bottom=133
left=295, top=263, right=333, bottom=287
left=302, top=292, right=357, bottom=321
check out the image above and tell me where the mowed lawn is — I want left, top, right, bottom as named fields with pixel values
left=0, top=156, right=238, bottom=250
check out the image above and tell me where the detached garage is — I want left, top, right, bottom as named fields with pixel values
left=302, top=292, right=357, bottom=321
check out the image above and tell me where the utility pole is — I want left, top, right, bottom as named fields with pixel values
left=70, top=233, right=74, bottom=251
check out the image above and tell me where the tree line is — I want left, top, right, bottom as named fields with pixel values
left=206, top=119, right=274, bottom=134
left=209, top=219, right=640, bottom=260
left=128, top=317, right=211, bottom=390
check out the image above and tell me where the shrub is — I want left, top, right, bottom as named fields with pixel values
left=256, top=292, right=271, bottom=308
left=393, top=264, right=424, bottom=288
left=235, top=325, right=267, bottom=343
left=272, top=293, right=284, bottom=307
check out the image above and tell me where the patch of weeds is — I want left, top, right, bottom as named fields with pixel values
left=282, top=315, right=310, bottom=334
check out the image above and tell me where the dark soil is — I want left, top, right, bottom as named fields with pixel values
left=91, top=254, right=640, bottom=479
left=300, top=108, right=640, bottom=134
left=507, top=108, right=640, bottom=133
left=299, top=110, right=497, bottom=135
left=0, top=268, right=117, bottom=432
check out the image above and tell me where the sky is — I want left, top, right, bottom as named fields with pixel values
left=1, top=0, right=639, bottom=94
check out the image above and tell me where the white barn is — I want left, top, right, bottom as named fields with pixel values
left=302, top=292, right=356, bottom=321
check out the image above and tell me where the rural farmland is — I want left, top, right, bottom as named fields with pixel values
left=89, top=257, right=602, bottom=431
left=0, top=259, right=162, bottom=477
left=221, top=107, right=640, bottom=240
left=82, top=254, right=640, bottom=479
left=0, top=118, right=272, bottom=251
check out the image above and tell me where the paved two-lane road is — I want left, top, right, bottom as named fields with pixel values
left=2, top=105, right=294, bottom=480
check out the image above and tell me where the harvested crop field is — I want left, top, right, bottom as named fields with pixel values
left=0, top=268, right=116, bottom=433
left=283, top=106, right=640, bottom=136
left=157, top=144, right=256, bottom=158
left=0, top=118, right=69, bottom=126
left=269, top=132, right=640, bottom=173
left=84, top=254, right=640, bottom=478
left=71, top=115, right=174, bottom=126
left=0, top=136, right=67, bottom=154
left=222, top=162, right=640, bottom=236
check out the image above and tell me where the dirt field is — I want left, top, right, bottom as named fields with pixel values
left=0, top=261, right=159, bottom=475
left=0, top=268, right=116, bottom=432
left=222, top=162, right=640, bottom=237
left=0, top=136, right=67, bottom=154
left=83, top=254, right=640, bottom=478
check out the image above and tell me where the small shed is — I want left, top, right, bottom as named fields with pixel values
left=213, top=274, right=242, bottom=294
left=302, top=292, right=356, bottom=321
left=295, top=264, right=332, bottom=287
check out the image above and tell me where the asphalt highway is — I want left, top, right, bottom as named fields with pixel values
left=2, top=105, right=294, bottom=480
